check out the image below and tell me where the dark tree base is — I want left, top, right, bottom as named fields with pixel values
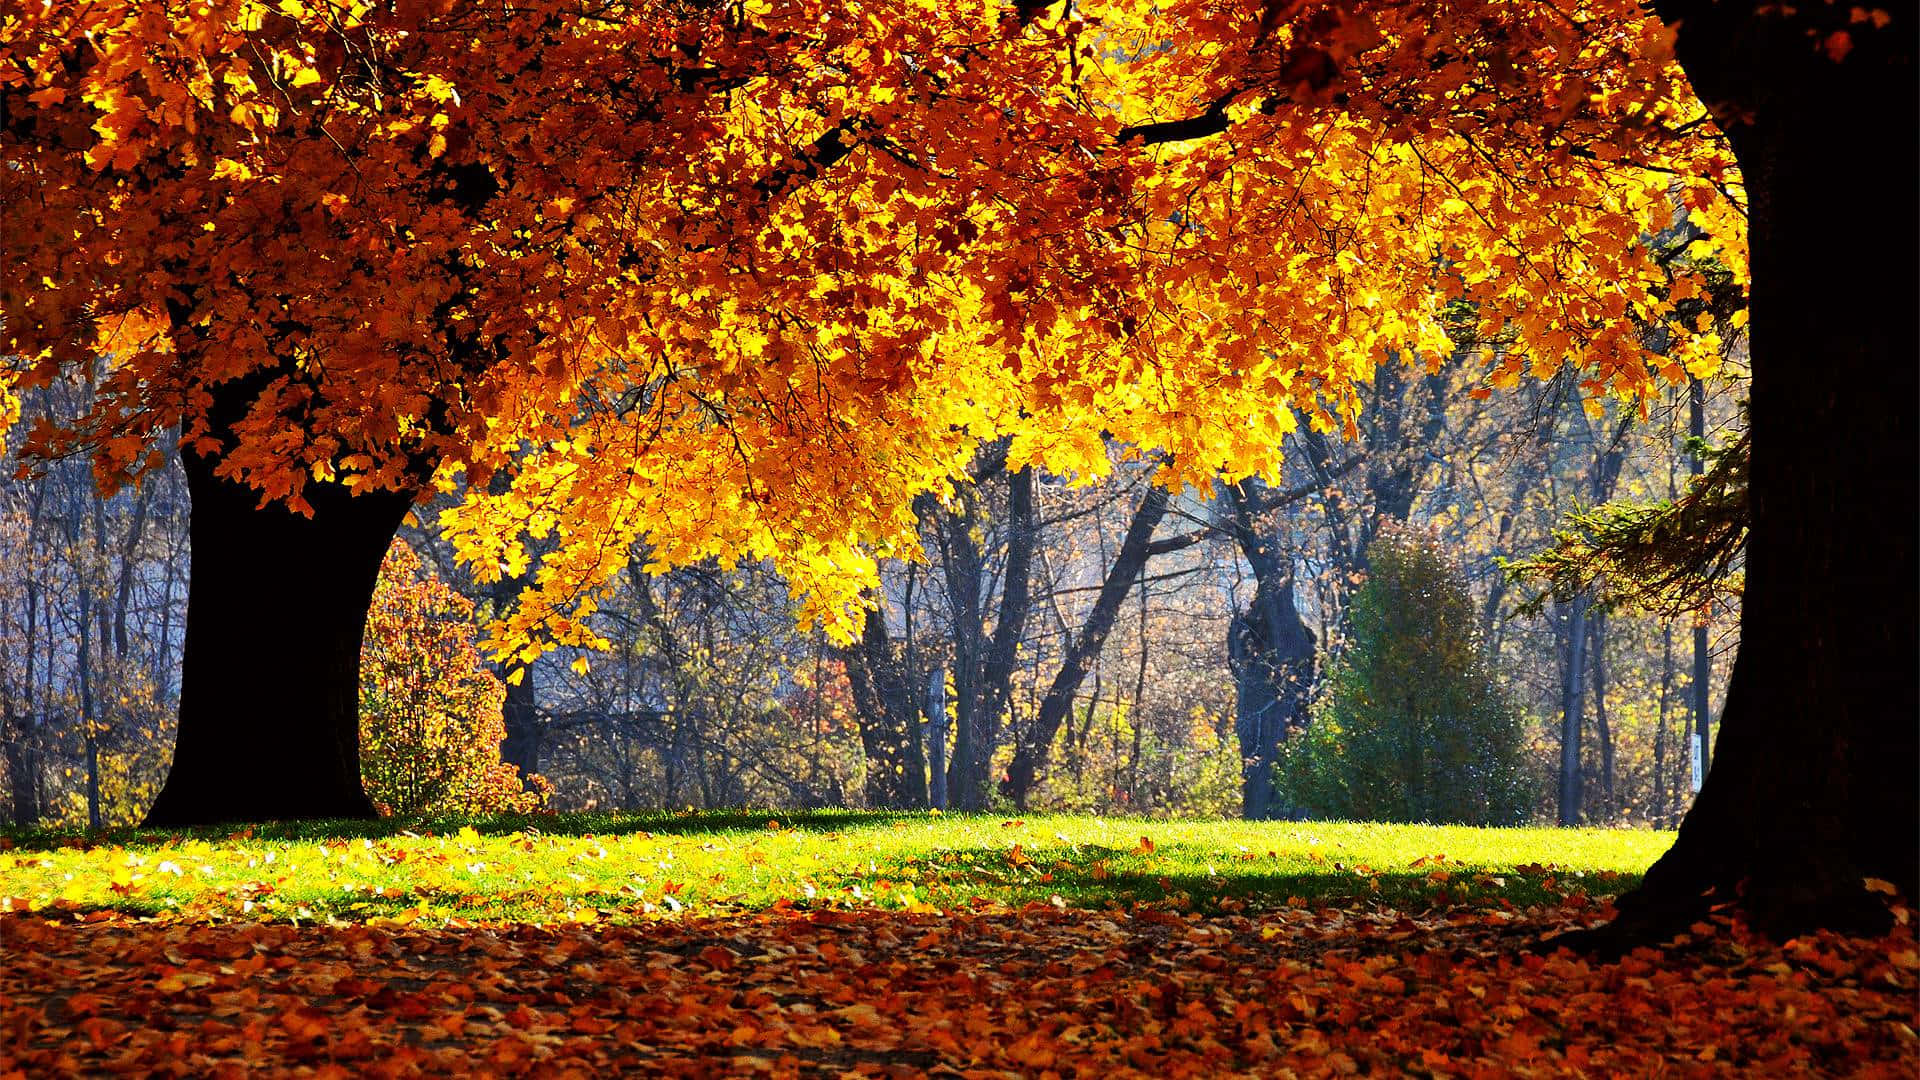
left=1588, top=3, right=1918, bottom=945
left=142, top=441, right=413, bottom=827
left=144, top=783, right=381, bottom=829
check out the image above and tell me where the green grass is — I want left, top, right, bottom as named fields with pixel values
left=0, top=810, right=1672, bottom=926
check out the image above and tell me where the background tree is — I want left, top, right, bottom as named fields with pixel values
left=0, top=382, right=188, bottom=827
left=1279, top=527, right=1529, bottom=826
left=358, top=541, right=547, bottom=816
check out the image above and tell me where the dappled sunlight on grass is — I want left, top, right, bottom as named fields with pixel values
left=0, top=811, right=1671, bottom=926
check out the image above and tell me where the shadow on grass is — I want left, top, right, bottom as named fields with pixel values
left=818, top=842, right=1642, bottom=914
left=0, top=808, right=918, bottom=851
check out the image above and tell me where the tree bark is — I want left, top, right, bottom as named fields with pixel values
left=499, top=667, right=541, bottom=781
left=1556, top=592, right=1589, bottom=827
left=1225, top=479, right=1317, bottom=820
left=142, top=446, right=413, bottom=825
left=924, top=665, right=948, bottom=810
left=1603, top=2, right=1919, bottom=939
left=942, top=465, right=1035, bottom=810
left=845, top=606, right=929, bottom=809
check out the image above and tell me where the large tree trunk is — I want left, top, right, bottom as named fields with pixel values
left=142, top=448, right=413, bottom=825
left=1607, top=3, right=1918, bottom=939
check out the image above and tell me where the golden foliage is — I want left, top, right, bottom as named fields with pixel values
left=2, top=0, right=1744, bottom=656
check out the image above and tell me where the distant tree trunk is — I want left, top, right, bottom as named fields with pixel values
left=1003, top=483, right=1176, bottom=808
left=492, top=474, right=542, bottom=784
left=1688, top=379, right=1714, bottom=786
left=845, top=607, right=929, bottom=809
left=1654, top=624, right=1674, bottom=828
left=499, top=669, right=540, bottom=780
left=75, top=506, right=101, bottom=831
left=1556, top=592, right=1589, bottom=827
left=142, top=442, right=413, bottom=825
left=111, top=485, right=151, bottom=661
left=1603, top=2, right=1918, bottom=939
left=5, top=477, right=47, bottom=825
left=2, top=730, right=33, bottom=826
left=844, top=616, right=892, bottom=806
left=900, top=567, right=928, bottom=805
left=925, top=665, right=948, bottom=810
left=155, top=497, right=181, bottom=702
left=1591, top=608, right=1614, bottom=821
left=943, top=465, right=1034, bottom=810
left=1225, top=479, right=1316, bottom=820
left=939, top=490, right=985, bottom=811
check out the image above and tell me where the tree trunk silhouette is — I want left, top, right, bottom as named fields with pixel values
left=845, top=607, right=929, bottom=809
left=1600, top=2, right=1918, bottom=940
left=143, top=438, right=412, bottom=825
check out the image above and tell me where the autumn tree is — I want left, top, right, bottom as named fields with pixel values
left=4, top=0, right=1756, bottom=856
left=359, top=541, right=546, bottom=816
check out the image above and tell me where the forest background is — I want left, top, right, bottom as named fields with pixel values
left=0, top=352, right=1744, bottom=831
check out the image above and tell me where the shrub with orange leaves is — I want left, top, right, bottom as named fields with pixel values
left=359, top=542, right=548, bottom=816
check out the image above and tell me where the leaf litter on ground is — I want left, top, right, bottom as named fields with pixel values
left=0, top=813, right=1913, bottom=1076
left=3, top=895, right=1915, bottom=1077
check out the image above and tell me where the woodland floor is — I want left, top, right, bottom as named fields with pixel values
left=1, top=813, right=1914, bottom=1077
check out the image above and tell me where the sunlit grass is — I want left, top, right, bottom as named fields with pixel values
left=0, top=810, right=1672, bottom=926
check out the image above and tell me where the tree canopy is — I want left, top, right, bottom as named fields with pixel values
left=3, top=0, right=1742, bottom=656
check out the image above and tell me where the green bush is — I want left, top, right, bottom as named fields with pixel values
left=1279, top=527, right=1530, bottom=826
